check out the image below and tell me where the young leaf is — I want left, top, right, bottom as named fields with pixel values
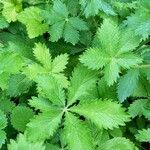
left=71, top=99, right=130, bottom=129
left=17, top=7, right=48, bottom=38
left=67, top=64, right=98, bottom=106
left=8, top=134, right=45, bottom=150
left=36, top=75, right=66, bottom=106
left=128, top=99, right=150, bottom=119
left=24, top=43, right=69, bottom=88
left=64, top=112, right=94, bottom=150
left=26, top=109, right=63, bottom=142
left=135, top=128, right=150, bottom=142
left=1, top=0, right=22, bottom=22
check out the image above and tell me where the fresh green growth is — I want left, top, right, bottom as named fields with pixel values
left=0, top=0, right=149, bottom=149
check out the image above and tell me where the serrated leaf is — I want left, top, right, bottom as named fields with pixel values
left=17, top=7, right=48, bottom=38
left=128, top=99, right=150, bottom=119
left=67, top=64, right=98, bottom=106
left=33, top=43, right=52, bottom=70
left=125, top=2, right=150, bottom=39
left=52, top=53, right=69, bottom=73
left=36, top=75, right=66, bottom=106
left=1, top=0, right=22, bottom=22
left=8, top=134, right=45, bottom=150
left=79, top=0, right=116, bottom=18
left=24, top=43, right=69, bottom=88
left=0, top=110, right=7, bottom=148
left=26, top=109, right=63, bottom=142
left=71, top=99, right=130, bottom=129
left=80, top=19, right=142, bottom=85
left=98, top=137, right=137, bottom=150
left=43, top=0, right=88, bottom=44
left=64, top=112, right=94, bottom=150
left=117, top=69, right=140, bottom=102
left=0, top=130, right=6, bottom=149
left=10, top=106, right=34, bottom=132
left=7, top=74, right=32, bottom=97
left=29, top=96, right=53, bottom=112
left=135, top=128, right=150, bottom=142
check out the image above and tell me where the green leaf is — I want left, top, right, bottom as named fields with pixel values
left=128, top=99, right=150, bottom=119
left=24, top=43, right=69, bottom=88
left=71, top=99, right=130, bottom=129
left=80, top=19, right=142, bottom=85
left=52, top=53, right=69, bottom=73
left=0, top=15, right=9, bottom=29
left=36, top=75, right=66, bottom=106
left=8, top=134, right=45, bottom=150
left=135, top=128, right=150, bottom=142
left=117, top=69, right=140, bottom=102
left=43, top=0, right=88, bottom=44
left=10, top=106, right=34, bottom=132
left=67, top=64, right=98, bottom=106
left=17, top=7, right=48, bottom=38
left=7, top=74, right=32, bottom=97
left=126, top=2, right=150, bottom=39
left=26, top=108, right=63, bottom=142
left=79, top=0, right=116, bottom=18
left=0, top=97, right=15, bottom=113
left=0, top=51, right=24, bottom=74
left=33, top=43, right=52, bottom=70
left=29, top=96, right=53, bottom=112
left=1, top=0, right=22, bottom=22
left=0, top=110, right=7, bottom=148
left=98, top=137, right=137, bottom=150
left=0, top=130, right=6, bottom=149
left=64, top=112, right=94, bottom=150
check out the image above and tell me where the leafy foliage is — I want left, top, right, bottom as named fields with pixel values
left=135, top=128, right=150, bottom=142
left=80, top=19, right=142, bottom=86
left=0, top=0, right=150, bottom=149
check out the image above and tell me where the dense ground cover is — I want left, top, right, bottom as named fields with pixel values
left=0, top=0, right=150, bottom=149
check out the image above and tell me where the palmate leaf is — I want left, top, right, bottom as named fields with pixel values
left=117, top=69, right=140, bottom=102
left=26, top=108, right=63, bottom=142
left=98, top=137, right=137, bottom=150
left=24, top=43, right=69, bottom=88
left=1, top=0, right=22, bottom=22
left=43, top=0, right=88, bottom=45
left=64, top=112, right=94, bottom=150
left=8, top=134, right=45, bottom=150
left=71, top=99, right=130, bottom=130
left=135, top=128, right=150, bottom=142
left=67, top=64, right=98, bottom=106
left=17, top=7, right=48, bottom=38
left=10, top=106, right=34, bottom=132
left=80, top=19, right=142, bottom=86
left=79, top=0, right=116, bottom=18
left=36, top=75, right=66, bottom=106
left=128, top=99, right=150, bottom=119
